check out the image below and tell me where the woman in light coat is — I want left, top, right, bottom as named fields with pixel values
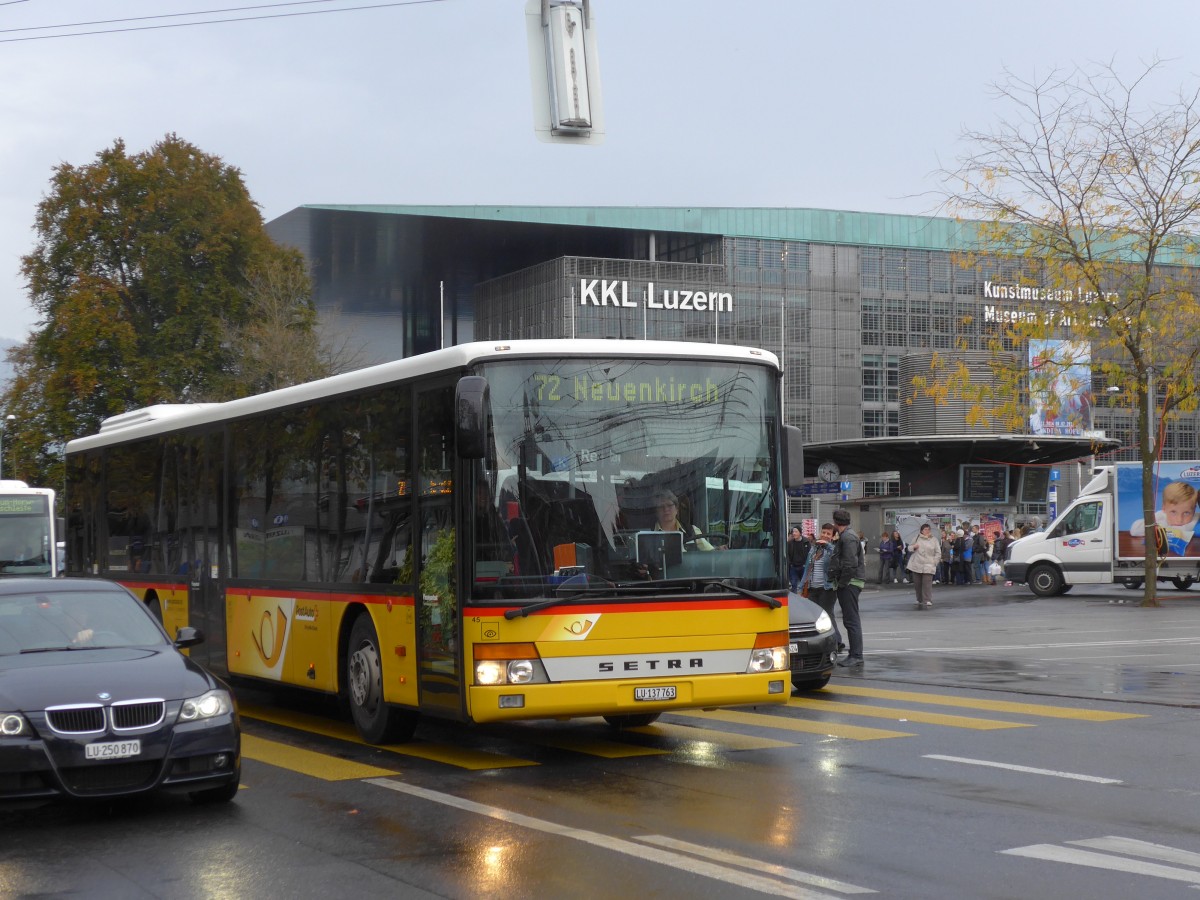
left=906, top=523, right=942, bottom=609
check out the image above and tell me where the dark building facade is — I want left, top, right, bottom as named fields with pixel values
left=267, top=205, right=1181, bottom=530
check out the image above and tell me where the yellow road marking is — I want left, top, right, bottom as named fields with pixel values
left=630, top=721, right=799, bottom=751
left=676, top=708, right=915, bottom=741
left=241, top=703, right=538, bottom=770
left=503, top=731, right=670, bottom=758
left=787, top=696, right=1031, bottom=730
left=820, top=685, right=1147, bottom=721
left=242, top=734, right=398, bottom=780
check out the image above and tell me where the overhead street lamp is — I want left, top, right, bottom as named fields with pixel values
left=0, top=415, right=14, bottom=480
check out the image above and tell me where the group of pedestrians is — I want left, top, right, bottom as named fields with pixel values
left=783, top=514, right=1024, bottom=664
left=789, top=510, right=865, bottom=668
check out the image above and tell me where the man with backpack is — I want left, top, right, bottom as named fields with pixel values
left=828, top=509, right=866, bottom=667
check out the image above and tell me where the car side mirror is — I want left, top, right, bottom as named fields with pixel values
left=174, top=626, right=206, bottom=648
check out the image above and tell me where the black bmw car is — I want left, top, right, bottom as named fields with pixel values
left=0, top=578, right=240, bottom=806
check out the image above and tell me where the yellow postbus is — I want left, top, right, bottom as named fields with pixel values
left=65, top=340, right=809, bottom=742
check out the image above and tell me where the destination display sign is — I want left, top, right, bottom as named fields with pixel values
left=0, top=496, right=47, bottom=516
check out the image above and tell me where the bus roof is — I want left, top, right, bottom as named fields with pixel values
left=66, top=339, right=780, bottom=453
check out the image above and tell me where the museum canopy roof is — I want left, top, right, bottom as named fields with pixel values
left=803, top=434, right=1121, bottom=478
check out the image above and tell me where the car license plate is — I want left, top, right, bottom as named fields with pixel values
left=634, top=686, right=676, bottom=702
left=789, top=642, right=800, bottom=654
left=85, top=740, right=141, bottom=761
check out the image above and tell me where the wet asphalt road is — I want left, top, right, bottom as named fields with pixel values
left=3, top=579, right=1200, bottom=899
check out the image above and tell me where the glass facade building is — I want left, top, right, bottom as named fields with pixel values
left=265, top=205, right=1197, bottom=497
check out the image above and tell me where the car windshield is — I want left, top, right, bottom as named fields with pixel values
left=0, top=589, right=166, bottom=654
left=470, top=357, right=782, bottom=599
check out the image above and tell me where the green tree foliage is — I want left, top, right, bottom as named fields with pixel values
left=3, top=134, right=324, bottom=489
left=934, top=60, right=1200, bottom=605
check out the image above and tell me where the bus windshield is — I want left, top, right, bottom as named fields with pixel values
left=471, top=357, right=781, bottom=598
left=0, top=494, right=54, bottom=577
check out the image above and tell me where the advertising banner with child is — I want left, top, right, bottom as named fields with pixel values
left=1116, top=462, right=1200, bottom=558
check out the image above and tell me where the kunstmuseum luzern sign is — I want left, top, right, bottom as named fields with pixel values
left=579, top=279, right=733, bottom=312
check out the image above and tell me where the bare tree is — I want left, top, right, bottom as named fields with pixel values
left=937, top=59, right=1200, bottom=605
left=221, top=254, right=366, bottom=397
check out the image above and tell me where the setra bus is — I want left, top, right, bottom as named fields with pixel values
left=64, top=340, right=808, bottom=742
left=0, top=480, right=59, bottom=577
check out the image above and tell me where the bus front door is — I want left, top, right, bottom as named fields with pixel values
left=415, top=385, right=462, bottom=715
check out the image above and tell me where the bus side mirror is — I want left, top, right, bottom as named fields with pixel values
left=784, top=425, right=805, bottom=489
left=456, top=376, right=490, bottom=460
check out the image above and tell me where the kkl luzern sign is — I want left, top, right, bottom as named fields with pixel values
left=580, top=279, right=733, bottom=312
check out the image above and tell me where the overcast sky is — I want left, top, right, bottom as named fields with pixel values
left=1, top=0, right=1197, bottom=341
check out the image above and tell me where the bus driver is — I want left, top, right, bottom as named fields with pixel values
left=652, top=489, right=715, bottom=552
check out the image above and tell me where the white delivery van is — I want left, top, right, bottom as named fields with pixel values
left=1005, top=461, right=1200, bottom=596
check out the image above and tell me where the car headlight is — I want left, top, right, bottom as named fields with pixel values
left=0, top=713, right=29, bottom=736
left=179, top=689, right=233, bottom=722
left=814, top=610, right=833, bottom=633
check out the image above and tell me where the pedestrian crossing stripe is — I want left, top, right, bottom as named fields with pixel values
left=627, top=721, right=800, bottom=751
left=240, top=703, right=538, bottom=770
left=674, top=707, right=915, bottom=740
left=242, top=734, right=398, bottom=780
left=821, top=685, right=1146, bottom=721
left=787, top=696, right=1033, bottom=730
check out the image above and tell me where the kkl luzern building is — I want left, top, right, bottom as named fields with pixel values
left=268, top=204, right=1180, bottom=539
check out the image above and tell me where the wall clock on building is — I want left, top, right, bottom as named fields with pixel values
left=817, top=460, right=840, bottom=483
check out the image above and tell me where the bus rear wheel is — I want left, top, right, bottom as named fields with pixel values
left=346, top=614, right=418, bottom=744
left=603, top=713, right=661, bottom=728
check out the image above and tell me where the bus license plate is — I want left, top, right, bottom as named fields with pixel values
left=634, top=686, right=676, bottom=702
left=85, top=740, right=141, bottom=761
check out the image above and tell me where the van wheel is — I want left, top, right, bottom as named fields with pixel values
left=346, top=614, right=419, bottom=744
left=1027, top=564, right=1063, bottom=597
left=603, top=713, right=661, bottom=728
left=1120, top=577, right=1144, bottom=590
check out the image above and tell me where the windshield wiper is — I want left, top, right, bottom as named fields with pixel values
left=20, top=646, right=80, bottom=654
left=504, top=578, right=633, bottom=618
left=653, top=578, right=782, bottom=608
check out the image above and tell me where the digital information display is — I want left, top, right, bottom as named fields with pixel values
left=0, top=496, right=47, bottom=516
left=1019, top=467, right=1051, bottom=503
left=959, top=465, right=1009, bottom=504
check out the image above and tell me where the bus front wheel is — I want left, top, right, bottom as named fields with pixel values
left=346, top=614, right=418, bottom=744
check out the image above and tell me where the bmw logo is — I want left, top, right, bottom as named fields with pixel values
left=97, top=692, right=111, bottom=701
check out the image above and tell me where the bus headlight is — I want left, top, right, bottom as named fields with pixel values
left=748, top=646, right=788, bottom=673
left=505, top=659, right=532, bottom=683
left=475, top=660, right=506, bottom=686
left=474, top=643, right=549, bottom=685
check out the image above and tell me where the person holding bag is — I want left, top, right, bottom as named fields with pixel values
left=906, top=523, right=941, bottom=609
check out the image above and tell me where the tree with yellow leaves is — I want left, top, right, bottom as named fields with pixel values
left=935, top=59, right=1200, bottom=606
